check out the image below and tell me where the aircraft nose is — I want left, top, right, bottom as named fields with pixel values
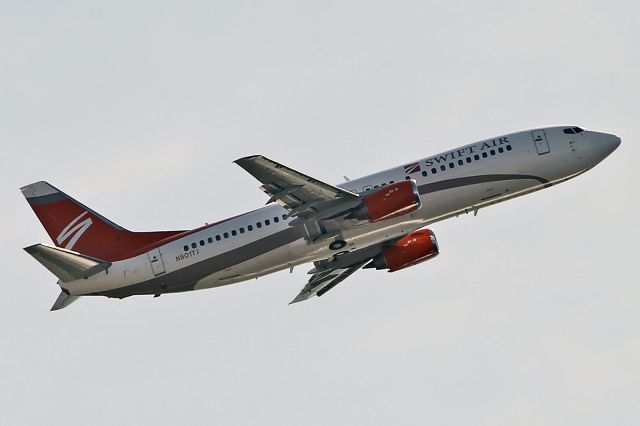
left=611, top=134, right=622, bottom=150
left=586, top=131, right=621, bottom=163
left=603, top=133, right=622, bottom=155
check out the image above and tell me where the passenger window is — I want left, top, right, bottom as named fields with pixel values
left=498, top=147, right=504, bottom=153
left=431, top=168, right=437, bottom=174
left=191, top=243, right=197, bottom=249
left=490, top=149, right=496, bottom=155
left=466, top=157, right=472, bottom=163
left=207, top=237, right=213, bottom=243
left=282, top=214, right=287, bottom=220
left=448, top=162, right=454, bottom=169
left=198, top=240, right=204, bottom=246
left=273, top=217, right=279, bottom=223
left=506, top=145, right=512, bottom=151
left=458, top=159, right=463, bottom=166
left=223, top=232, right=229, bottom=238
left=239, top=227, right=245, bottom=233
left=183, top=245, right=188, bottom=251
left=248, top=225, right=253, bottom=231
left=381, top=183, right=386, bottom=187
left=422, top=171, right=427, bottom=177
left=216, top=235, right=221, bottom=241
left=231, top=230, right=237, bottom=236
left=374, top=185, right=379, bottom=189
left=482, top=152, right=488, bottom=158
left=257, top=222, right=262, bottom=228
left=405, top=176, right=411, bottom=180
left=474, top=154, right=480, bottom=160
left=389, top=180, right=394, bottom=184
left=265, top=219, right=270, bottom=225
left=440, top=165, right=446, bottom=171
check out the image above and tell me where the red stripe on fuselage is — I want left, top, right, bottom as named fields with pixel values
left=29, top=197, right=272, bottom=262
left=112, top=206, right=273, bottom=260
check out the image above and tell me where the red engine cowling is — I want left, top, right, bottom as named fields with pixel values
left=365, top=229, right=439, bottom=272
left=351, top=180, right=421, bottom=223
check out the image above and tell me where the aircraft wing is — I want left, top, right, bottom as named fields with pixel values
left=234, top=155, right=360, bottom=221
left=289, top=243, right=383, bottom=303
left=290, top=260, right=369, bottom=304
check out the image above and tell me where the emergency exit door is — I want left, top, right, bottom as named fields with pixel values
left=532, top=129, right=550, bottom=155
left=147, top=248, right=166, bottom=276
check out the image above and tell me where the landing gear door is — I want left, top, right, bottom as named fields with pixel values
left=532, top=129, right=550, bottom=155
left=147, top=248, right=166, bottom=276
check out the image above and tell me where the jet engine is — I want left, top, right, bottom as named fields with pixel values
left=350, top=180, right=421, bottom=223
left=365, top=229, right=439, bottom=272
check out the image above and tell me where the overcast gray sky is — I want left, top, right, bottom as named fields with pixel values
left=1, top=1, right=638, bottom=425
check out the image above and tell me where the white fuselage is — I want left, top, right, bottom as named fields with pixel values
left=64, top=126, right=620, bottom=297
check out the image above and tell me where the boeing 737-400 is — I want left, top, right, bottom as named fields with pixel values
left=22, top=126, right=620, bottom=310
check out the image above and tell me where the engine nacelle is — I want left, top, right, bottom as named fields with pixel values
left=365, top=229, right=439, bottom=272
left=351, top=180, right=421, bottom=223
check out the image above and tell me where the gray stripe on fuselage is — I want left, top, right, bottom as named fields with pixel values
left=417, top=174, right=548, bottom=195
left=98, top=173, right=548, bottom=298
left=97, top=225, right=306, bottom=298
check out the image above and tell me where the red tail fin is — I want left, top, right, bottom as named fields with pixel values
left=21, top=181, right=185, bottom=262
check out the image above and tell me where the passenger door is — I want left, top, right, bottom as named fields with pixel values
left=147, top=248, right=166, bottom=276
left=532, top=130, right=550, bottom=155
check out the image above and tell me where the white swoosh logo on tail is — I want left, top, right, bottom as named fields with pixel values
left=56, top=211, right=93, bottom=250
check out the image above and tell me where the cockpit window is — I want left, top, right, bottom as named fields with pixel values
left=563, top=127, right=585, bottom=134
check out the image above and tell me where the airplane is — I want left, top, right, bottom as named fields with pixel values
left=21, top=126, right=620, bottom=310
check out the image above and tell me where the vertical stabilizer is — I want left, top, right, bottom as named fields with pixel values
left=20, top=181, right=185, bottom=262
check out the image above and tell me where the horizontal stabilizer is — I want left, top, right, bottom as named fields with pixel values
left=24, top=243, right=111, bottom=282
left=51, top=291, right=80, bottom=311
